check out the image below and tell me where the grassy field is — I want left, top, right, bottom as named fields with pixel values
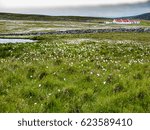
left=0, top=20, right=105, bottom=33
left=0, top=12, right=150, bottom=34
left=1, top=19, right=150, bottom=34
left=0, top=13, right=107, bottom=33
left=0, top=32, right=149, bottom=113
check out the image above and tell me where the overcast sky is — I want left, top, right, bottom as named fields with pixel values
left=0, top=0, right=148, bottom=7
left=0, top=0, right=150, bottom=17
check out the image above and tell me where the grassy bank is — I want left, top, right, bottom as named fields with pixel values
left=0, top=32, right=149, bottom=112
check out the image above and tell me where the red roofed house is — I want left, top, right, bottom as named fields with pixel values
left=113, top=19, right=140, bottom=24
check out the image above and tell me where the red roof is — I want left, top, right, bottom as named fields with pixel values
left=123, top=19, right=130, bottom=22
left=114, top=19, right=140, bottom=23
left=114, top=19, right=123, bottom=22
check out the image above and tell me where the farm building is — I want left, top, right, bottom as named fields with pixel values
left=113, top=19, right=140, bottom=24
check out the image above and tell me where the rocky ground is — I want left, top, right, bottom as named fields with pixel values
left=0, top=27, right=150, bottom=36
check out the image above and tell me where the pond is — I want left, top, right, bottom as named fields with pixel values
left=0, top=38, right=36, bottom=44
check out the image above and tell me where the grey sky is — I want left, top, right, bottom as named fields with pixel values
left=0, top=0, right=149, bottom=17
left=0, top=0, right=148, bottom=7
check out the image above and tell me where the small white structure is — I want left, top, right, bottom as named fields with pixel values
left=113, top=19, right=140, bottom=24
left=105, top=21, right=113, bottom=24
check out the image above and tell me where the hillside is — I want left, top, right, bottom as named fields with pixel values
left=0, top=12, right=108, bottom=22
left=129, top=13, right=150, bottom=20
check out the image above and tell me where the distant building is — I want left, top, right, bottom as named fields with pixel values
left=113, top=19, right=140, bottom=24
left=105, top=21, right=112, bottom=24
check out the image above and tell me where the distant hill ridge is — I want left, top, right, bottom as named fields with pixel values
left=0, top=12, right=150, bottom=21
left=130, top=13, right=150, bottom=20
left=0, top=12, right=108, bottom=22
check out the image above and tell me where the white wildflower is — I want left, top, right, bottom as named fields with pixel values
left=97, top=73, right=100, bottom=77
left=103, top=81, right=106, bottom=85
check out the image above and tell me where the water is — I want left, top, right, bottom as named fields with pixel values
left=0, top=38, right=36, bottom=44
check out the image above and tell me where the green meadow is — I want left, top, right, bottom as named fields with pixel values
left=0, top=32, right=149, bottom=113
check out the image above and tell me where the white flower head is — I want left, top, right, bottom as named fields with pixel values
left=97, top=73, right=100, bottom=77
